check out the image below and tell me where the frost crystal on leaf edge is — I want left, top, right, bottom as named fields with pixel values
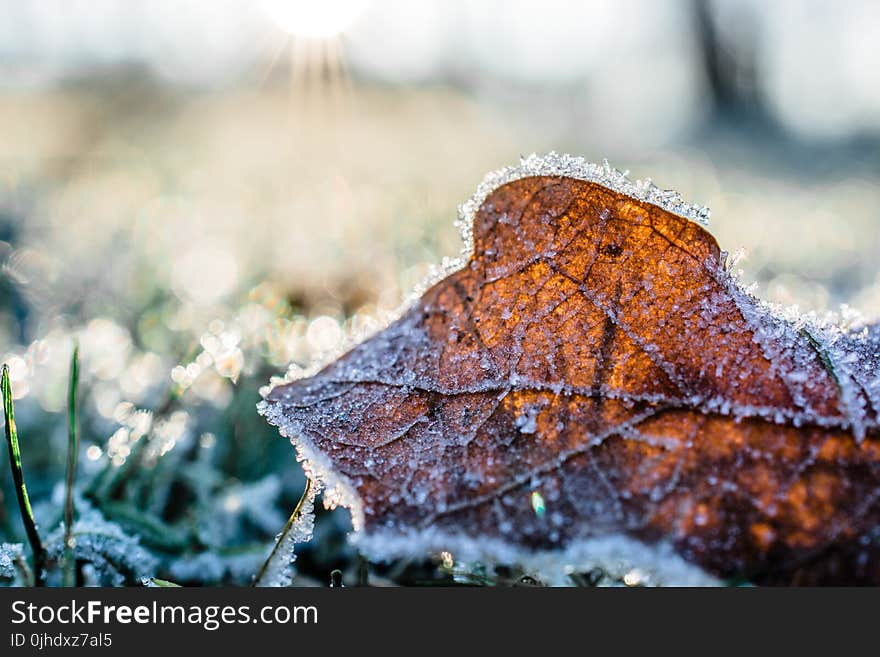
left=412, top=152, right=711, bottom=315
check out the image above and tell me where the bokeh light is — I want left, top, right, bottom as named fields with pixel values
left=260, top=0, right=369, bottom=38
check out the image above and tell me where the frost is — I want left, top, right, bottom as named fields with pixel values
left=459, top=152, right=711, bottom=249
left=198, top=474, right=287, bottom=548
left=722, top=266, right=880, bottom=441
left=515, top=404, right=541, bottom=434
left=169, top=551, right=264, bottom=586
left=354, top=529, right=719, bottom=587
left=0, top=543, right=24, bottom=583
left=258, top=400, right=364, bottom=530
left=403, top=154, right=710, bottom=344
left=253, top=483, right=318, bottom=587
left=43, top=497, right=158, bottom=586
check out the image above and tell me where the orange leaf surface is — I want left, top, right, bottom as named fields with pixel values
left=260, top=155, right=880, bottom=585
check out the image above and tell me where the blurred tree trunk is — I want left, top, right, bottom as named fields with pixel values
left=693, top=0, right=765, bottom=119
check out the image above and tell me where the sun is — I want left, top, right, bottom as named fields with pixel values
left=260, top=0, right=369, bottom=39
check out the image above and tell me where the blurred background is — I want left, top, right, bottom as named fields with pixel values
left=0, top=0, right=878, bottom=585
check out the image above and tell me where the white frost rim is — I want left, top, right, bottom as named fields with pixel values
left=457, top=151, right=711, bottom=256
left=354, top=528, right=721, bottom=586
left=406, top=151, right=712, bottom=309
left=258, top=398, right=366, bottom=531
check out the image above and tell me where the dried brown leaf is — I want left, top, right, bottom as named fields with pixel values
left=261, top=156, right=880, bottom=585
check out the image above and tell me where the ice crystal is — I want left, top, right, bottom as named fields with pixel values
left=43, top=498, right=158, bottom=586
left=254, top=483, right=318, bottom=587
left=169, top=551, right=264, bottom=586
left=199, top=474, right=287, bottom=548
left=0, top=543, right=24, bottom=582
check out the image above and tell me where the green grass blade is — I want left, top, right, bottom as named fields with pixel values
left=148, top=577, right=181, bottom=587
left=2, top=364, right=45, bottom=585
left=63, top=344, right=80, bottom=587
left=253, top=478, right=312, bottom=587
